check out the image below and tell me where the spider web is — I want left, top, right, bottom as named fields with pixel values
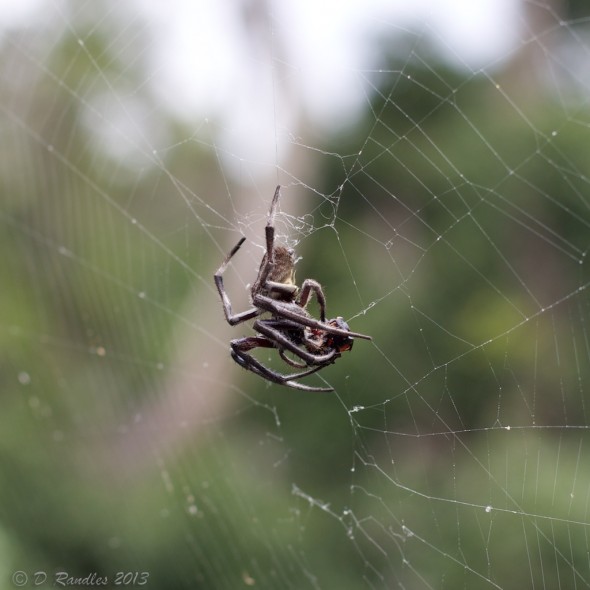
left=2, top=1, right=590, bottom=588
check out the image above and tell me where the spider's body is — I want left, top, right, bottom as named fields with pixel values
left=253, top=245, right=297, bottom=300
left=214, top=185, right=371, bottom=392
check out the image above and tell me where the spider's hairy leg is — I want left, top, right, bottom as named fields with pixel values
left=214, top=237, right=260, bottom=326
left=253, top=319, right=338, bottom=366
left=279, top=349, right=307, bottom=369
left=297, top=279, right=327, bottom=322
left=261, top=318, right=329, bottom=368
left=254, top=294, right=372, bottom=340
left=231, top=344, right=333, bottom=393
left=231, top=335, right=274, bottom=352
left=265, top=280, right=298, bottom=297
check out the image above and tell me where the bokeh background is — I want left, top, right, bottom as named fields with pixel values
left=2, top=0, right=590, bottom=588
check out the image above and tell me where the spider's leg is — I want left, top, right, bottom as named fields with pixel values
left=283, top=378, right=333, bottom=393
left=297, top=279, right=327, bottom=322
left=230, top=337, right=276, bottom=380
left=221, top=306, right=260, bottom=327
left=265, top=280, right=298, bottom=298
left=231, top=348, right=333, bottom=392
left=214, top=237, right=261, bottom=326
left=266, top=185, right=281, bottom=262
left=231, top=338, right=333, bottom=392
left=254, top=294, right=372, bottom=340
left=231, top=336, right=274, bottom=352
left=253, top=319, right=338, bottom=366
left=216, top=236, right=246, bottom=274
left=279, top=349, right=308, bottom=369
left=262, top=318, right=320, bottom=365
left=252, top=185, right=282, bottom=293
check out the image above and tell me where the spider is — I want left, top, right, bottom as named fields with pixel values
left=214, top=185, right=371, bottom=392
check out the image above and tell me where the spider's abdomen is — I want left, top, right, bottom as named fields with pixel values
left=269, top=245, right=296, bottom=284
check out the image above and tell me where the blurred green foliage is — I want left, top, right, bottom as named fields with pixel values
left=2, top=7, right=590, bottom=590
